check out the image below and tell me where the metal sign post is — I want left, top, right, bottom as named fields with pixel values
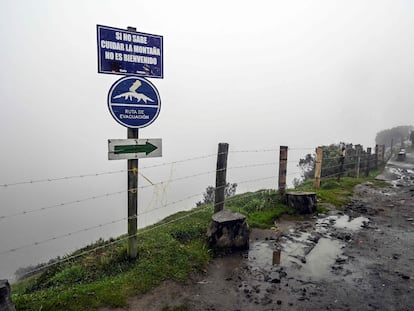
left=127, top=128, right=138, bottom=259
left=100, top=24, right=163, bottom=260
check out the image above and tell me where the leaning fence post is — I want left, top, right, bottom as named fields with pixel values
left=314, top=146, right=323, bottom=189
left=365, top=147, right=372, bottom=177
left=374, top=144, right=379, bottom=170
left=214, top=143, right=229, bottom=213
left=278, top=146, right=288, bottom=195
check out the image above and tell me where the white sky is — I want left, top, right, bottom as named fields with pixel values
left=1, top=1, right=413, bottom=167
left=0, top=0, right=413, bottom=279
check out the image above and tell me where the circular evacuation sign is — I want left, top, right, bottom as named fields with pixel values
left=107, top=76, right=161, bottom=128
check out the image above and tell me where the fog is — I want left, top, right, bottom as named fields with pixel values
left=1, top=0, right=413, bottom=281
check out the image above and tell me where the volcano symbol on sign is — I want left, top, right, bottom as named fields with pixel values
left=107, top=76, right=161, bottom=129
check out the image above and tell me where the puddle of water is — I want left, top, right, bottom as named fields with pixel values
left=317, top=215, right=368, bottom=232
left=248, top=241, right=274, bottom=269
left=333, top=215, right=368, bottom=230
left=249, top=236, right=345, bottom=280
left=300, top=238, right=344, bottom=279
left=248, top=215, right=368, bottom=281
left=281, top=239, right=306, bottom=261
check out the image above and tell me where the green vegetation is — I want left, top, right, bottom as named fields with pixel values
left=225, top=190, right=295, bottom=228
left=12, top=206, right=213, bottom=311
left=12, top=168, right=386, bottom=310
left=294, top=169, right=386, bottom=208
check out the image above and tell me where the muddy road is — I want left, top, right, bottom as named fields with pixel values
left=107, top=151, right=414, bottom=311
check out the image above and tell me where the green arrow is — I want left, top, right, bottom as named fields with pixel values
left=114, top=142, right=158, bottom=155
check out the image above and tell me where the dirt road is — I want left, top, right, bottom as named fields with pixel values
left=107, top=151, right=414, bottom=311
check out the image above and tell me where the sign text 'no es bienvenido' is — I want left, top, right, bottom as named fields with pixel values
left=97, top=25, right=163, bottom=78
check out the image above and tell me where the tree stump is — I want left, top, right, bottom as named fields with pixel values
left=0, top=280, right=16, bottom=311
left=286, top=192, right=317, bottom=214
left=207, top=210, right=249, bottom=252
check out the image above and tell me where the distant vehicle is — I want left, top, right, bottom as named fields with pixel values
left=397, top=148, right=406, bottom=161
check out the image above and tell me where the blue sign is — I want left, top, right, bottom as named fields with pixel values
left=107, top=76, right=161, bottom=129
left=97, top=25, right=163, bottom=79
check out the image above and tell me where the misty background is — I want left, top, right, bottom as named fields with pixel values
left=1, top=0, right=413, bottom=281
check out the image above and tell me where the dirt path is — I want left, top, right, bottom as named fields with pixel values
left=103, top=152, right=414, bottom=311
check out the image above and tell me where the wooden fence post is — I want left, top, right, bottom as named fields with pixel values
left=314, top=146, right=323, bottom=189
left=337, top=147, right=345, bottom=181
left=214, top=143, right=229, bottom=213
left=374, top=144, right=379, bottom=170
left=355, top=145, right=361, bottom=178
left=278, top=146, right=288, bottom=195
left=365, top=147, right=372, bottom=177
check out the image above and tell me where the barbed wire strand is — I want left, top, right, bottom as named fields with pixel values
left=230, top=148, right=279, bottom=154
left=0, top=161, right=279, bottom=221
left=0, top=153, right=223, bottom=189
left=320, top=172, right=343, bottom=179
left=139, top=153, right=219, bottom=170
left=288, top=147, right=315, bottom=151
left=0, top=190, right=126, bottom=221
left=0, top=170, right=127, bottom=188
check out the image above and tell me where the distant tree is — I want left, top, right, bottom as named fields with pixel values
left=196, top=182, right=238, bottom=206
left=375, top=125, right=413, bottom=148
left=225, top=182, right=237, bottom=198
left=202, top=186, right=215, bottom=204
left=298, top=153, right=316, bottom=182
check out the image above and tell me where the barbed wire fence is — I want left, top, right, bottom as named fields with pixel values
left=0, top=142, right=382, bottom=280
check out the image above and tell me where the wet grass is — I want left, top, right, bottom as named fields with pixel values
left=226, top=190, right=296, bottom=228
left=294, top=169, right=386, bottom=208
left=12, top=206, right=214, bottom=311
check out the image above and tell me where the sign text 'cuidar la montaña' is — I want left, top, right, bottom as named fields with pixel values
left=97, top=25, right=163, bottom=78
